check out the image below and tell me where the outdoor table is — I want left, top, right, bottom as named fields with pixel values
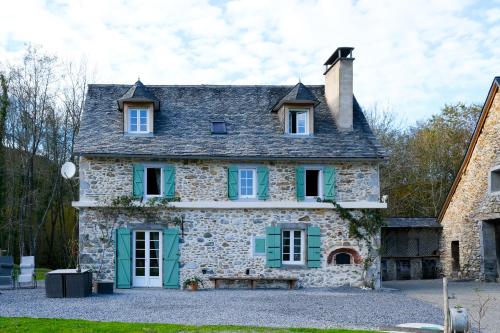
left=45, top=269, right=92, bottom=298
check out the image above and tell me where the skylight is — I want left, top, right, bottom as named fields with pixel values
left=211, top=121, right=227, bottom=134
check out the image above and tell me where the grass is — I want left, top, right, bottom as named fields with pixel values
left=12, top=266, right=51, bottom=281
left=0, top=317, right=379, bottom=333
left=34, top=268, right=51, bottom=280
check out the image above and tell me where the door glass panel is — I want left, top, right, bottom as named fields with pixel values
left=134, top=231, right=162, bottom=286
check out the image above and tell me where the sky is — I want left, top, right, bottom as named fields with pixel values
left=0, top=0, right=499, bottom=123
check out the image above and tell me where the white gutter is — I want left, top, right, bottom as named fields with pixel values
left=72, top=200, right=387, bottom=209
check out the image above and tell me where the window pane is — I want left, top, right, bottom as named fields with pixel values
left=140, top=110, right=147, bottom=119
left=135, top=259, right=145, bottom=268
left=146, top=168, right=161, bottom=195
left=150, top=258, right=159, bottom=267
left=283, top=253, right=290, bottom=261
left=150, top=232, right=159, bottom=241
left=239, top=169, right=254, bottom=196
left=296, top=112, right=306, bottom=133
left=305, top=169, right=320, bottom=197
left=136, top=232, right=145, bottom=240
left=150, top=267, right=159, bottom=276
left=289, top=112, right=297, bottom=133
left=135, top=267, right=145, bottom=276
left=135, top=249, right=145, bottom=258
left=129, top=110, right=138, bottom=132
left=135, top=240, right=145, bottom=249
left=294, top=253, right=301, bottom=261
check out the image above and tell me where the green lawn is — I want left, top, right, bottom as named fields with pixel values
left=0, top=318, right=379, bottom=333
left=35, top=268, right=51, bottom=280
left=12, top=266, right=51, bottom=281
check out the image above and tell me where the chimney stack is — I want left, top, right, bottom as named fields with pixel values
left=324, top=47, right=354, bottom=131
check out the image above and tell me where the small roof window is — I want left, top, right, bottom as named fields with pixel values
left=211, top=121, right=227, bottom=134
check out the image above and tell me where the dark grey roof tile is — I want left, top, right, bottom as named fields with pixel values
left=75, top=84, right=387, bottom=160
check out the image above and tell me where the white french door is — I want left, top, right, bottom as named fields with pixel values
left=133, top=230, right=162, bottom=287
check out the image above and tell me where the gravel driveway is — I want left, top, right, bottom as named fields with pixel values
left=383, top=279, right=500, bottom=333
left=0, top=285, right=442, bottom=330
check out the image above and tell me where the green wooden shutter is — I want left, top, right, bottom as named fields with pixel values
left=163, top=165, right=175, bottom=199
left=323, top=167, right=336, bottom=200
left=163, top=228, right=180, bottom=289
left=295, top=166, right=305, bottom=201
left=132, top=164, right=144, bottom=199
left=307, top=226, right=321, bottom=268
left=115, top=228, right=132, bottom=288
left=257, top=166, right=269, bottom=200
left=227, top=166, right=239, bottom=200
left=266, top=226, right=281, bottom=268
left=254, top=238, right=266, bottom=255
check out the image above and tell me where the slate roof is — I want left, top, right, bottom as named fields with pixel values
left=271, top=82, right=320, bottom=111
left=384, top=218, right=441, bottom=228
left=74, top=84, right=387, bottom=160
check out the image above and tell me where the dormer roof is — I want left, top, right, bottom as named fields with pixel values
left=271, top=82, right=320, bottom=111
left=117, top=79, right=160, bottom=111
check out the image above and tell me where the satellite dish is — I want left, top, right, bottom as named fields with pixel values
left=61, top=161, right=76, bottom=179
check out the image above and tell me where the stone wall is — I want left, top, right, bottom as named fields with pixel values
left=78, top=158, right=380, bottom=203
left=79, top=207, right=377, bottom=288
left=440, top=89, right=500, bottom=280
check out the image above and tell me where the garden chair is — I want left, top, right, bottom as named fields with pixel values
left=0, top=256, right=15, bottom=289
left=18, top=256, right=36, bottom=288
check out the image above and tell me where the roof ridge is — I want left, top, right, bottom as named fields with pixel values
left=89, top=84, right=326, bottom=88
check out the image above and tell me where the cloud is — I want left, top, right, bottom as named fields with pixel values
left=0, top=0, right=498, bottom=122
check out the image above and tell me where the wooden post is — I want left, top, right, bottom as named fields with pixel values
left=443, top=277, right=449, bottom=333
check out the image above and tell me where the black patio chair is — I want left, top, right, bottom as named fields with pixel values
left=0, top=256, right=15, bottom=289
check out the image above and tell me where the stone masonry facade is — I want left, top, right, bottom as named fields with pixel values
left=79, top=208, right=373, bottom=288
left=79, top=157, right=380, bottom=203
left=440, top=89, right=500, bottom=280
left=78, top=157, right=381, bottom=288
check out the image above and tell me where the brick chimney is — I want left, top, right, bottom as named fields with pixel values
left=324, top=47, right=354, bottom=131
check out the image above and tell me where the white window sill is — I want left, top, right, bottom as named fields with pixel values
left=284, top=134, right=314, bottom=138
left=72, top=200, right=388, bottom=209
left=124, top=133, right=154, bottom=137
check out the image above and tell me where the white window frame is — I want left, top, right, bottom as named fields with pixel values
left=282, top=229, right=305, bottom=265
left=129, top=108, right=150, bottom=134
left=238, top=168, right=257, bottom=199
left=489, top=165, right=500, bottom=195
left=304, top=167, right=323, bottom=200
left=144, top=166, right=163, bottom=198
left=288, top=109, right=309, bottom=135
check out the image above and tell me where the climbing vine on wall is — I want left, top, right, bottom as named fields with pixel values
left=318, top=198, right=386, bottom=244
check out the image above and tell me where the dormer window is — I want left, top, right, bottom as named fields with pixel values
left=118, top=80, right=159, bottom=135
left=289, top=109, right=309, bottom=135
left=129, top=108, right=149, bottom=133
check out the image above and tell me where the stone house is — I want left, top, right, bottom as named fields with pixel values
left=73, top=47, right=387, bottom=289
left=439, top=77, right=500, bottom=282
